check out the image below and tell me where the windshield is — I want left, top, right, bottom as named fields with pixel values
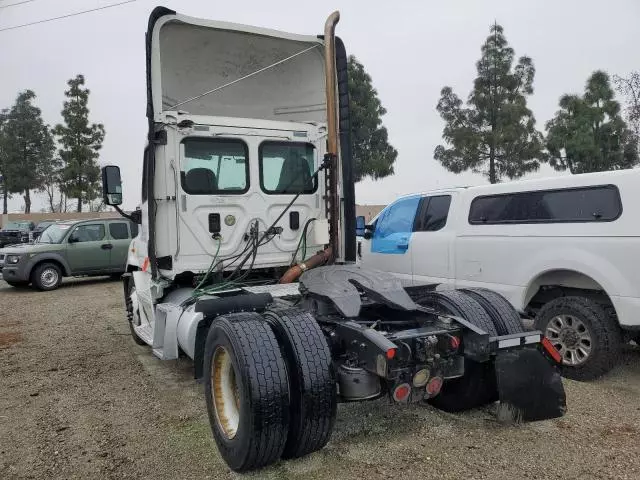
left=35, top=221, right=55, bottom=230
left=37, top=224, right=72, bottom=244
left=2, top=221, right=30, bottom=230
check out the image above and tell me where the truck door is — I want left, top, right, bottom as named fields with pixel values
left=107, top=221, right=132, bottom=270
left=410, top=194, right=454, bottom=286
left=358, top=196, right=421, bottom=285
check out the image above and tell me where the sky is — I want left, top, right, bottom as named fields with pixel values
left=1, top=0, right=639, bottom=211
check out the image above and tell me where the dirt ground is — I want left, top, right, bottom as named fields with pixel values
left=1, top=277, right=640, bottom=480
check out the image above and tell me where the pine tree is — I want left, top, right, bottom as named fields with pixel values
left=348, top=56, right=398, bottom=182
left=0, top=91, right=54, bottom=213
left=545, top=71, right=638, bottom=173
left=53, top=75, right=105, bottom=212
left=434, top=24, right=543, bottom=183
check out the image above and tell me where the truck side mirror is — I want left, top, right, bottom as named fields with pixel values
left=363, top=223, right=375, bottom=240
left=102, top=166, right=123, bottom=206
left=355, top=215, right=366, bottom=237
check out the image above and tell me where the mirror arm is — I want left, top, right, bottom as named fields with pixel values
left=113, top=205, right=141, bottom=224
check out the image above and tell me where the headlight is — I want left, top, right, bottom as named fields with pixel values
left=6, top=255, right=21, bottom=264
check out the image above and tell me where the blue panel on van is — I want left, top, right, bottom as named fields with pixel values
left=371, top=196, right=420, bottom=254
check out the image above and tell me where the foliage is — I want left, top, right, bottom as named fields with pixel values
left=0, top=90, right=55, bottom=213
left=613, top=71, right=640, bottom=139
left=53, top=74, right=105, bottom=212
left=348, top=56, right=398, bottom=182
left=545, top=71, right=638, bottom=173
left=434, top=24, right=543, bottom=183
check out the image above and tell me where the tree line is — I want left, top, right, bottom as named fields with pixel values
left=434, top=24, right=639, bottom=183
left=0, top=74, right=104, bottom=214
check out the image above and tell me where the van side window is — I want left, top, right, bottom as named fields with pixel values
left=371, top=196, right=421, bottom=254
left=469, top=185, right=622, bottom=224
left=415, top=195, right=452, bottom=232
left=109, top=222, right=129, bottom=240
left=129, top=221, right=139, bottom=238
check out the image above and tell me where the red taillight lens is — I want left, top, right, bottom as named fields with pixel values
left=426, top=376, right=443, bottom=396
left=542, top=337, right=563, bottom=364
left=393, top=383, right=411, bottom=402
left=449, top=336, right=460, bottom=350
left=386, top=348, right=396, bottom=360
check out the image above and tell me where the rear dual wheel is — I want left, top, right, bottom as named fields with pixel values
left=414, top=289, right=523, bottom=412
left=203, top=310, right=336, bottom=472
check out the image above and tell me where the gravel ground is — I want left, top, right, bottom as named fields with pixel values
left=1, top=277, right=640, bottom=480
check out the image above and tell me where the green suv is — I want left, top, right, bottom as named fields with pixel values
left=0, top=218, right=138, bottom=291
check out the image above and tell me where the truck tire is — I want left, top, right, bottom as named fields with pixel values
left=125, top=277, right=146, bottom=346
left=534, top=296, right=621, bottom=381
left=204, top=313, right=290, bottom=472
left=462, top=288, right=524, bottom=335
left=31, top=262, right=62, bottom=291
left=414, top=290, right=498, bottom=412
left=264, top=308, right=337, bottom=459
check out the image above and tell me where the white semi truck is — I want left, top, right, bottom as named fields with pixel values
left=101, top=7, right=566, bottom=472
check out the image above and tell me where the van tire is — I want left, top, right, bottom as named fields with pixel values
left=264, top=308, right=337, bottom=459
left=414, top=290, right=498, bottom=412
left=204, top=313, right=290, bottom=472
left=535, top=296, right=621, bottom=381
left=462, top=288, right=524, bottom=335
left=31, top=262, right=62, bottom=291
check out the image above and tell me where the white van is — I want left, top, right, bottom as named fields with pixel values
left=358, top=168, right=640, bottom=380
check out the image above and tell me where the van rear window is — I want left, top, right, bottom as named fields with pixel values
left=468, top=185, right=622, bottom=224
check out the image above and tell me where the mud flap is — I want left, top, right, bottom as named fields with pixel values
left=495, top=348, right=566, bottom=422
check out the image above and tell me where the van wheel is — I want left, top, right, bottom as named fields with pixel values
left=462, top=288, right=524, bottom=335
left=264, top=308, right=337, bottom=459
left=125, top=277, right=146, bottom=346
left=204, top=313, right=289, bottom=472
left=535, top=296, right=621, bottom=380
left=31, top=262, right=62, bottom=291
left=414, top=290, right=499, bottom=412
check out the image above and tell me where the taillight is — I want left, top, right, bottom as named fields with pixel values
left=449, top=335, right=460, bottom=350
left=392, top=383, right=411, bottom=402
left=426, top=376, right=443, bottom=396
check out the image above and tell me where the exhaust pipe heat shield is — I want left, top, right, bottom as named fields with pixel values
left=495, top=348, right=567, bottom=422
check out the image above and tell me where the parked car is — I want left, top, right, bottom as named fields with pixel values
left=357, top=168, right=640, bottom=381
left=31, top=220, right=60, bottom=242
left=0, top=218, right=138, bottom=290
left=0, top=221, right=35, bottom=248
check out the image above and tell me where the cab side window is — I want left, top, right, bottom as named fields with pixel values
left=371, top=196, right=421, bottom=254
left=415, top=195, right=452, bottom=232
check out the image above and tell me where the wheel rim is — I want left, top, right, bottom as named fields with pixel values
left=545, top=314, right=592, bottom=366
left=40, top=268, right=59, bottom=288
left=211, top=346, right=240, bottom=439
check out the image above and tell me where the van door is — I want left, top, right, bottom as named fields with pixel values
left=410, top=195, right=454, bottom=286
left=66, top=223, right=111, bottom=273
left=107, top=221, right=131, bottom=271
left=358, top=196, right=421, bottom=285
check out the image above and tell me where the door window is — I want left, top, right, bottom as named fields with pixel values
left=109, top=222, right=129, bottom=240
left=129, top=221, right=139, bottom=238
left=371, top=196, right=421, bottom=254
left=415, top=195, right=452, bottom=232
left=70, top=224, right=105, bottom=242
left=181, top=138, right=249, bottom=194
left=259, top=142, right=316, bottom=194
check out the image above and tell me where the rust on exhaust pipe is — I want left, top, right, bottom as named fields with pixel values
left=279, top=248, right=333, bottom=284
